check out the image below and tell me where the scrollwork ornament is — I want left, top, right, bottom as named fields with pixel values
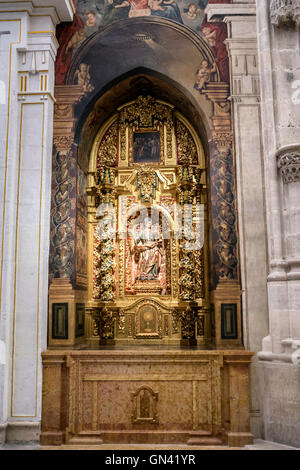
left=194, top=249, right=205, bottom=299
left=97, top=121, right=118, bottom=168
left=136, top=168, right=157, bottom=202
left=171, top=309, right=180, bottom=334
left=121, top=95, right=173, bottom=128
left=179, top=245, right=195, bottom=301
left=176, top=119, right=198, bottom=165
left=92, top=318, right=100, bottom=337
left=99, top=307, right=116, bottom=340
left=118, top=309, right=126, bottom=335
left=180, top=306, right=197, bottom=340
left=93, top=228, right=115, bottom=301
left=197, top=314, right=205, bottom=337
left=278, top=151, right=300, bottom=183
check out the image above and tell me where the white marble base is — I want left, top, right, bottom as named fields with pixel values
left=1, top=422, right=40, bottom=444
left=259, top=362, right=300, bottom=448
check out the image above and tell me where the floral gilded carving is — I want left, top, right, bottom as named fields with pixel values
left=97, top=121, right=118, bottom=168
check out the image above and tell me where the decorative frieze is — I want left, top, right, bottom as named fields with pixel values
left=270, top=0, right=300, bottom=26
left=278, top=151, right=300, bottom=183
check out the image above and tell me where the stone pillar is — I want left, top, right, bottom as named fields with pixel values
left=48, top=85, right=86, bottom=349
left=206, top=1, right=269, bottom=438
left=202, top=82, right=244, bottom=350
left=0, top=1, right=74, bottom=445
left=256, top=0, right=300, bottom=447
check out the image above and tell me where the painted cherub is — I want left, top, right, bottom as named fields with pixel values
left=186, top=3, right=201, bottom=20
left=65, top=28, right=86, bottom=54
left=194, top=59, right=217, bottom=91
left=74, top=63, right=94, bottom=95
left=202, top=25, right=217, bottom=48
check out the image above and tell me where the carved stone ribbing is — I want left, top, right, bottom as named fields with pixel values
left=278, top=151, right=300, bottom=183
left=270, top=0, right=300, bottom=26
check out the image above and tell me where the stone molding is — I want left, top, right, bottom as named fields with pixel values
left=278, top=150, right=300, bottom=183
left=0, top=1, right=74, bottom=24
left=270, top=0, right=300, bottom=26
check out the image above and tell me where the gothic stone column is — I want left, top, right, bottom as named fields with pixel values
left=221, top=6, right=269, bottom=439
left=257, top=0, right=300, bottom=448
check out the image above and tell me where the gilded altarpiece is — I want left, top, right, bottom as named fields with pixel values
left=85, top=96, right=210, bottom=346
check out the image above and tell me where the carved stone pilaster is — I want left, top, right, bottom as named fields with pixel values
left=278, top=151, right=300, bottom=183
left=50, top=86, right=85, bottom=282
left=270, top=0, right=300, bottom=26
left=201, top=83, right=239, bottom=285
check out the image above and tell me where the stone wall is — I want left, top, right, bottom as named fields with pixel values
left=256, top=0, right=300, bottom=447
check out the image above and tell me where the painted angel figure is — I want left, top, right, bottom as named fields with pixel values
left=194, top=59, right=217, bottom=91
left=74, top=63, right=95, bottom=95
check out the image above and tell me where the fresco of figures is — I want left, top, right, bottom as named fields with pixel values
left=56, top=0, right=230, bottom=85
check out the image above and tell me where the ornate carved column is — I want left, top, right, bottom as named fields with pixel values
left=202, top=83, right=243, bottom=348
left=257, top=0, right=300, bottom=447
left=50, top=86, right=83, bottom=281
left=92, top=167, right=116, bottom=303
left=270, top=0, right=300, bottom=26
left=176, top=165, right=209, bottom=346
left=48, top=85, right=85, bottom=348
left=177, top=166, right=204, bottom=302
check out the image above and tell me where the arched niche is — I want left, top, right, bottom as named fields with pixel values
left=65, top=18, right=218, bottom=140
left=75, top=70, right=211, bottom=172
left=50, top=17, right=243, bottom=350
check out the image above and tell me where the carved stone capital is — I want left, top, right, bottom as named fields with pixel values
left=53, top=135, right=73, bottom=152
left=270, top=0, right=300, bottom=26
left=278, top=151, right=300, bottom=183
left=212, top=132, right=233, bottom=150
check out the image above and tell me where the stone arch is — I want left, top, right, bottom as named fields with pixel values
left=75, top=68, right=212, bottom=172
left=66, top=17, right=219, bottom=85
